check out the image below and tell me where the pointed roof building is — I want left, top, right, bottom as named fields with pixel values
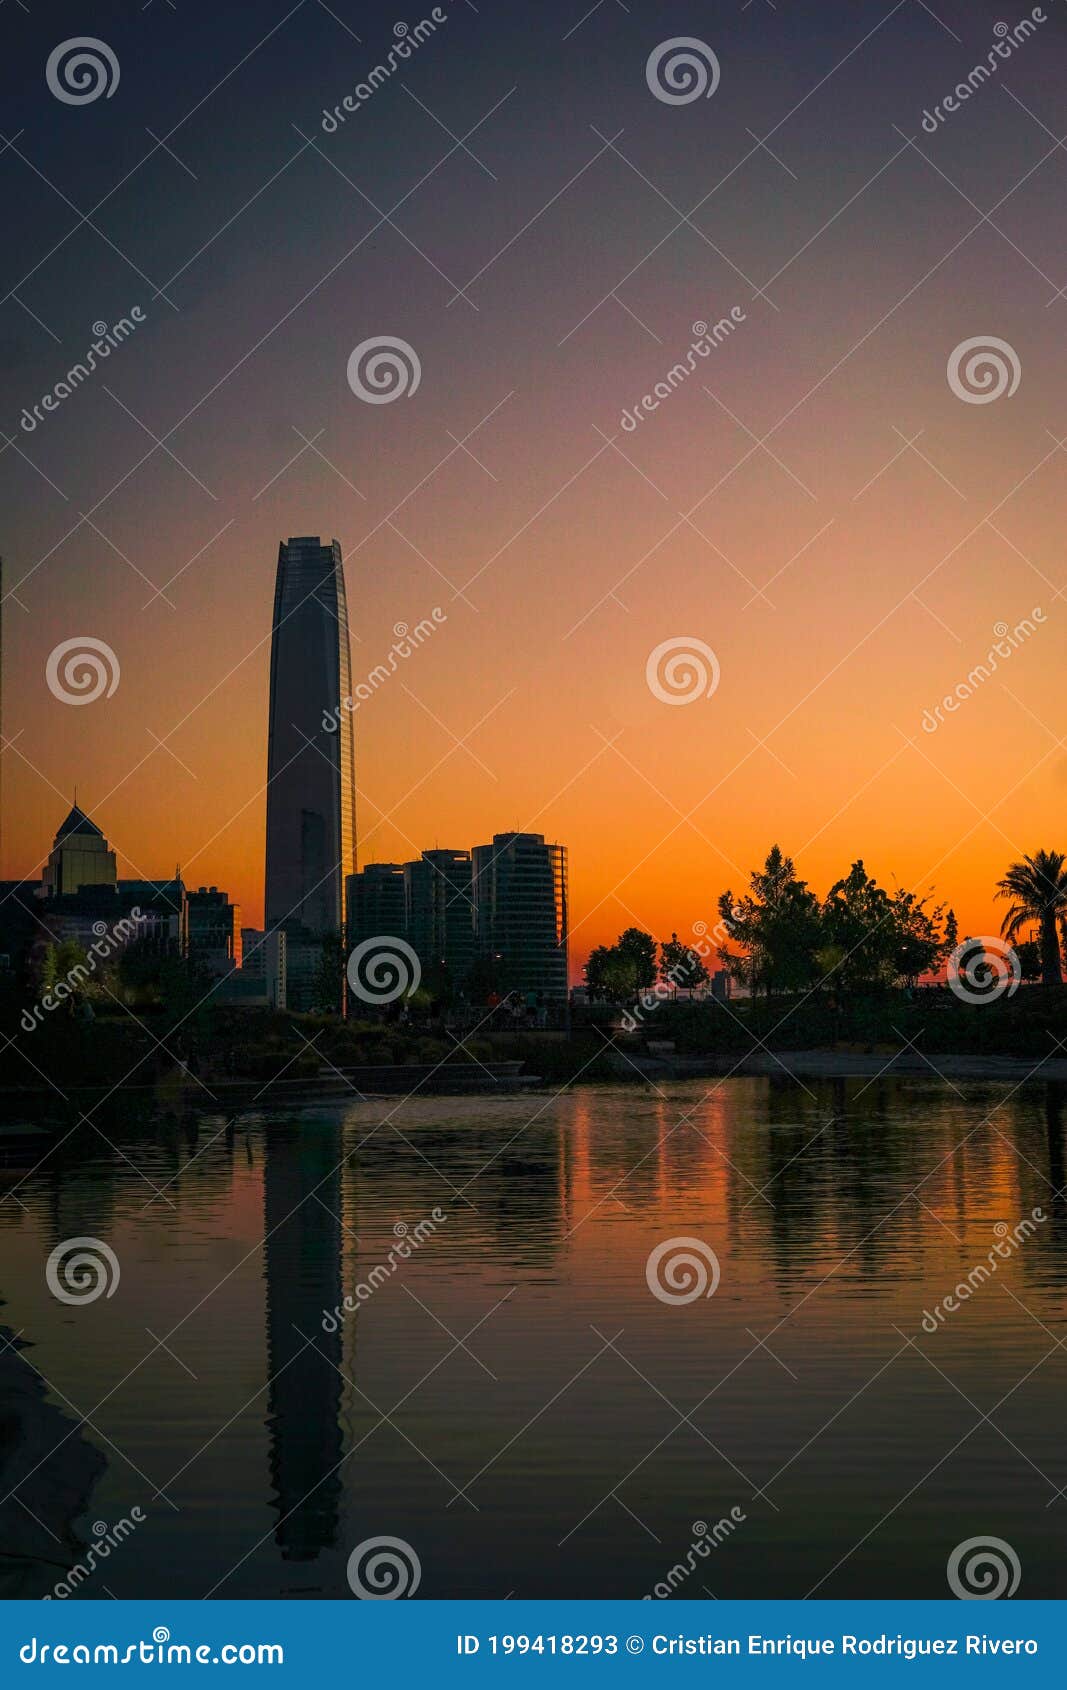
left=43, top=800, right=116, bottom=898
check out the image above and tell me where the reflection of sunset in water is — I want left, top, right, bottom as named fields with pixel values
left=2, top=1077, right=1065, bottom=1598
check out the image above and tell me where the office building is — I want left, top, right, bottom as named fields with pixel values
left=187, top=887, right=241, bottom=976
left=345, top=863, right=405, bottom=949
left=404, top=849, right=475, bottom=994
left=471, top=832, right=568, bottom=1001
left=42, top=804, right=116, bottom=898
left=264, top=537, right=356, bottom=940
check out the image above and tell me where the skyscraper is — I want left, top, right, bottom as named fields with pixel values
left=264, top=538, right=356, bottom=950
left=471, top=833, right=569, bottom=1001
left=405, top=849, right=475, bottom=993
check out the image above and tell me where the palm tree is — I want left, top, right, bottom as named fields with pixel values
left=996, top=850, right=1067, bottom=985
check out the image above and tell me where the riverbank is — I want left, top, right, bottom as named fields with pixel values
left=0, top=1323, right=105, bottom=1597
left=626, top=1047, right=1067, bottom=1084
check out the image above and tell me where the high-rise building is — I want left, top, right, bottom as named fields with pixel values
left=240, top=927, right=287, bottom=1008
left=42, top=804, right=116, bottom=897
left=187, top=886, right=241, bottom=975
left=471, top=833, right=568, bottom=1001
left=345, top=863, right=406, bottom=950
left=404, top=850, right=475, bottom=993
left=264, top=537, right=356, bottom=942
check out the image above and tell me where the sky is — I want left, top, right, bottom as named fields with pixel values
left=3, top=0, right=1067, bottom=976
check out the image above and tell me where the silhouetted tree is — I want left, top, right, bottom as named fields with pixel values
left=996, top=850, right=1067, bottom=985
left=718, top=846, right=822, bottom=996
left=660, top=933, right=710, bottom=998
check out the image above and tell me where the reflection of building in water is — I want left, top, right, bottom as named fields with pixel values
left=263, top=1120, right=345, bottom=1564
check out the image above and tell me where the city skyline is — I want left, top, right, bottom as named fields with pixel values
left=4, top=0, right=1067, bottom=982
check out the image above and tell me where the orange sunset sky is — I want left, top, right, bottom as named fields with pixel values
left=4, top=0, right=1066, bottom=977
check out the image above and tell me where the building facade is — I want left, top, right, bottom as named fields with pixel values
left=471, top=833, right=568, bottom=1002
left=187, top=887, right=241, bottom=976
left=42, top=805, right=116, bottom=898
left=264, top=537, right=356, bottom=943
left=345, top=863, right=405, bottom=950
left=404, top=850, right=475, bottom=994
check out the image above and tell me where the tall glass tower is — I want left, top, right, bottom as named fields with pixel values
left=264, top=537, right=356, bottom=943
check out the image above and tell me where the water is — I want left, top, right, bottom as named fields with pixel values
left=3, top=1076, right=1066, bottom=1600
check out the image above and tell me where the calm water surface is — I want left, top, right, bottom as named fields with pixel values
left=3, top=1077, right=1067, bottom=1599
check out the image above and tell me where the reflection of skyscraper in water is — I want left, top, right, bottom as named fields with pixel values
left=263, top=1120, right=345, bottom=1567
left=264, top=538, right=356, bottom=1009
